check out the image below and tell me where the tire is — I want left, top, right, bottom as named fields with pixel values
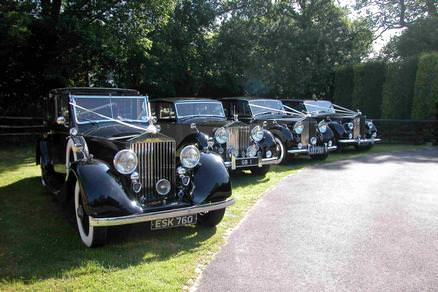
left=310, top=153, right=328, bottom=161
left=249, top=165, right=270, bottom=176
left=198, top=208, right=226, bottom=227
left=274, top=137, right=287, bottom=164
left=74, top=181, right=107, bottom=247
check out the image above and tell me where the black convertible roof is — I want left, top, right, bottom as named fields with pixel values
left=50, top=87, right=140, bottom=96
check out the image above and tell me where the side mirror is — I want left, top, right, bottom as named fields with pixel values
left=56, top=116, right=66, bottom=125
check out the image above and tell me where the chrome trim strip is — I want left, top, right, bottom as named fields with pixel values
left=328, top=146, right=338, bottom=151
left=89, top=199, right=235, bottom=227
left=338, top=138, right=382, bottom=144
left=260, top=157, right=279, bottom=165
left=287, top=148, right=309, bottom=154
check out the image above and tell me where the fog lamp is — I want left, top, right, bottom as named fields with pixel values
left=297, top=143, right=303, bottom=149
left=348, top=133, right=353, bottom=139
left=328, top=140, right=333, bottom=147
left=310, top=137, right=317, bottom=145
left=372, top=132, right=377, bottom=138
left=266, top=150, right=272, bottom=158
left=156, top=179, right=171, bottom=196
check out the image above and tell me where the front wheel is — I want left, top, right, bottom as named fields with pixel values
left=249, top=165, right=270, bottom=176
left=274, top=137, right=287, bottom=164
left=198, top=208, right=226, bottom=227
left=74, top=181, right=107, bottom=247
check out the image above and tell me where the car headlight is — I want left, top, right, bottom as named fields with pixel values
left=180, top=145, right=201, bottom=169
left=114, top=149, right=138, bottom=174
left=367, top=121, right=374, bottom=128
left=251, top=126, right=264, bottom=142
left=347, top=122, right=354, bottom=130
left=294, top=121, right=304, bottom=134
left=318, top=120, right=327, bottom=133
left=246, top=144, right=259, bottom=158
left=214, top=127, right=229, bottom=144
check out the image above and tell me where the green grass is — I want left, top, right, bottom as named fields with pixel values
left=0, top=144, right=424, bottom=291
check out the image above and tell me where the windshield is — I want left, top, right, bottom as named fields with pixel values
left=249, top=99, right=284, bottom=116
left=71, top=95, right=149, bottom=124
left=175, top=101, right=225, bottom=118
left=303, top=100, right=335, bottom=114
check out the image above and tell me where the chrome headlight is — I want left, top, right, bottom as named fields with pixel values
left=246, top=144, right=259, bottom=158
left=294, top=121, right=304, bottom=135
left=251, top=126, right=264, bottom=142
left=214, top=127, right=229, bottom=144
left=114, top=149, right=138, bottom=174
left=318, top=120, right=327, bottom=133
left=347, top=122, right=354, bottom=130
left=367, top=121, right=374, bottom=128
left=180, top=145, right=200, bottom=169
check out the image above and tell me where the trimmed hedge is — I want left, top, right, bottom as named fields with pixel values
left=333, top=65, right=354, bottom=107
left=411, top=52, right=438, bottom=120
left=381, top=57, right=418, bottom=119
left=352, top=61, right=386, bottom=119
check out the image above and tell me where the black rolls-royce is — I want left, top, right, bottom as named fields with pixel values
left=221, top=97, right=337, bottom=162
left=36, top=88, right=234, bottom=247
left=281, top=99, right=381, bottom=150
left=150, top=98, right=280, bottom=176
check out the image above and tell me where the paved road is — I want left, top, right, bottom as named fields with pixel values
left=195, top=148, right=438, bottom=291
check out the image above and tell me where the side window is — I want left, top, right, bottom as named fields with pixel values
left=222, top=101, right=232, bottom=118
left=158, top=102, right=176, bottom=119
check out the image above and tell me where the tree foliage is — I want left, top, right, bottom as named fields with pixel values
left=333, top=65, right=354, bottom=107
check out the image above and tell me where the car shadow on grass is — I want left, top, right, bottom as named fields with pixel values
left=0, top=177, right=217, bottom=285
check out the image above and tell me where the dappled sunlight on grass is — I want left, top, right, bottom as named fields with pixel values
left=0, top=144, right=428, bottom=290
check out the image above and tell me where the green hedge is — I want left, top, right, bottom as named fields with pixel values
left=333, top=65, right=354, bottom=108
left=411, top=52, right=438, bottom=120
left=381, top=57, right=418, bottom=119
left=352, top=61, right=386, bottom=119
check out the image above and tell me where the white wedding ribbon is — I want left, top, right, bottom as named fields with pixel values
left=69, top=102, right=157, bottom=133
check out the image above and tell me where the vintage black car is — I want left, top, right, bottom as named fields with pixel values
left=36, top=88, right=234, bottom=247
left=150, top=98, right=280, bottom=176
left=221, top=97, right=337, bottom=162
left=281, top=99, right=381, bottom=150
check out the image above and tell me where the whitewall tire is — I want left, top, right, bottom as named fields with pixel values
left=74, top=181, right=107, bottom=247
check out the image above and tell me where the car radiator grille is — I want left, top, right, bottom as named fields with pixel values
left=353, top=116, right=365, bottom=138
left=300, top=120, right=310, bottom=146
left=227, top=126, right=250, bottom=158
left=131, top=140, right=176, bottom=202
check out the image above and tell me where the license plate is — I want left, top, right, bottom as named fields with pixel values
left=236, top=158, right=258, bottom=167
left=150, top=214, right=197, bottom=230
left=309, top=146, right=326, bottom=155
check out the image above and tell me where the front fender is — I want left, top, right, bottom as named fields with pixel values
left=321, top=127, right=335, bottom=142
left=268, top=124, right=294, bottom=146
left=36, top=139, right=50, bottom=166
left=179, top=132, right=209, bottom=150
left=68, top=160, right=142, bottom=218
left=191, top=152, right=231, bottom=205
left=328, top=122, right=346, bottom=140
left=259, top=130, right=277, bottom=153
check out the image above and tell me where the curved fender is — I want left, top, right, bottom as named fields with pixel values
left=259, top=130, right=277, bottom=154
left=268, top=124, right=294, bottom=146
left=69, top=160, right=142, bottom=218
left=321, top=127, right=335, bottom=142
left=328, top=122, right=346, bottom=139
left=179, top=131, right=209, bottom=150
left=191, top=152, right=232, bottom=205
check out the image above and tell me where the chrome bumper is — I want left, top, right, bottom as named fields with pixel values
left=224, top=156, right=280, bottom=170
left=338, top=138, right=382, bottom=144
left=89, top=199, right=235, bottom=227
left=287, top=145, right=337, bottom=154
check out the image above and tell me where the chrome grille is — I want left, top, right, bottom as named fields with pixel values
left=300, top=120, right=310, bottom=146
left=228, top=126, right=250, bottom=157
left=131, top=140, right=176, bottom=202
left=353, top=117, right=361, bottom=138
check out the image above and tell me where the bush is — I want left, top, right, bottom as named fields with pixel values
left=333, top=65, right=354, bottom=108
left=381, top=57, right=418, bottom=119
left=411, top=52, right=438, bottom=120
left=352, top=61, right=386, bottom=119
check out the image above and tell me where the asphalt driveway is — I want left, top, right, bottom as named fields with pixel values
left=195, top=148, right=438, bottom=291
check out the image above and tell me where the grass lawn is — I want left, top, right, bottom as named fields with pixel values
left=0, top=144, right=425, bottom=291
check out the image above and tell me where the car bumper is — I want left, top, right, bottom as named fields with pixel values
left=89, top=199, right=235, bottom=227
left=287, top=145, right=337, bottom=154
left=337, top=138, right=382, bottom=145
left=224, top=156, right=280, bottom=170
